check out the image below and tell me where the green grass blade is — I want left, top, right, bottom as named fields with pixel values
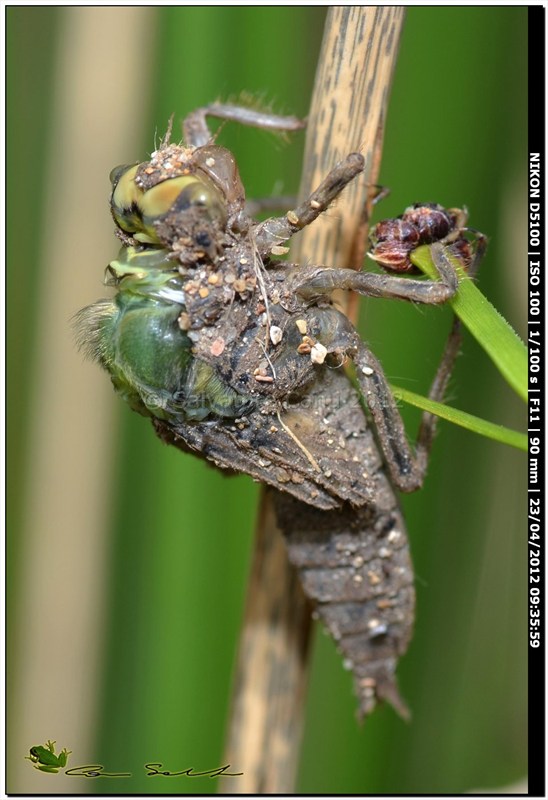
left=391, top=383, right=527, bottom=451
left=411, top=245, right=528, bottom=402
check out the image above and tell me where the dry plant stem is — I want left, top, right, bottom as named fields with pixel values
left=220, top=7, right=405, bottom=793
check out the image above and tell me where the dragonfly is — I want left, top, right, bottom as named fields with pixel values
left=75, top=102, right=484, bottom=720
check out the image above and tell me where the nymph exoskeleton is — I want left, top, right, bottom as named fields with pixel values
left=75, top=103, right=485, bottom=719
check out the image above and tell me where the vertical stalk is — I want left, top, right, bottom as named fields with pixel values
left=221, top=8, right=405, bottom=793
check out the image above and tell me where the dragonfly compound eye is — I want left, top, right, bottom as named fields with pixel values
left=142, top=176, right=227, bottom=224
left=110, top=167, right=227, bottom=245
left=110, top=164, right=144, bottom=235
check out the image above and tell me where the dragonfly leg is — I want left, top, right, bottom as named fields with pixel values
left=352, top=318, right=462, bottom=492
left=293, top=240, right=459, bottom=305
left=183, top=102, right=305, bottom=148
left=254, top=153, right=365, bottom=256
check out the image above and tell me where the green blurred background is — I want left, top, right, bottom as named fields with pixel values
left=8, top=7, right=527, bottom=794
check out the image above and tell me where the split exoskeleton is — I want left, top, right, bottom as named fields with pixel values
left=76, top=103, right=485, bottom=718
